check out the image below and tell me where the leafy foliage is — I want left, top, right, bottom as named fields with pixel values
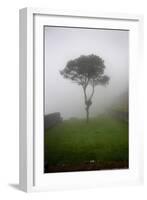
left=60, top=54, right=109, bottom=87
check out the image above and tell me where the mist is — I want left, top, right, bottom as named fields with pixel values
left=45, top=26, right=129, bottom=120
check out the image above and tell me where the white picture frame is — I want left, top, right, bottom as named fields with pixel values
left=19, top=7, right=144, bottom=192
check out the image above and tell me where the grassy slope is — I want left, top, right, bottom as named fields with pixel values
left=44, top=115, right=128, bottom=171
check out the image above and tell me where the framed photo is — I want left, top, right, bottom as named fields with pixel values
left=19, top=8, right=144, bottom=192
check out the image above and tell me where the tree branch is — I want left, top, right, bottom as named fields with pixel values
left=89, top=80, right=95, bottom=101
left=83, top=86, right=87, bottom=103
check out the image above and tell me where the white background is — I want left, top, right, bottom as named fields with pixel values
left=0, top=0, right=146, bottom=199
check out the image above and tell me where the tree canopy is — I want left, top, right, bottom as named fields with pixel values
left=60, top=54, right=109, bottom=87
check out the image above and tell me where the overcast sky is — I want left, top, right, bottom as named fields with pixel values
left=45, top=26, right=129, bottom=119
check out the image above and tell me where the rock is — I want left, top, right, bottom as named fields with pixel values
left=44, top=112, right=62, bottom=129
left=90, top=160, right=95, bottom=164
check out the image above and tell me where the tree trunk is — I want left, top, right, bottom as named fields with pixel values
left=83, top=85, right=94, bottom=123
left=86, top=106, right=89, bottom=123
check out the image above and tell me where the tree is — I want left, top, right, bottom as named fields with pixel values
left=60, top=54, right=110, bottom=123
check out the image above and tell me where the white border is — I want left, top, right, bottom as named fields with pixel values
left=19, top=8, right=144, bottom=192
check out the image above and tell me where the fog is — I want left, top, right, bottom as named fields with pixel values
left=45, top=26, right=129, bottom=119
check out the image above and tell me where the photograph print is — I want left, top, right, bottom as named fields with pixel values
left=44, top=26, right=129, bottom=173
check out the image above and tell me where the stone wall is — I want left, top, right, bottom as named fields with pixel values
left=111, top=111, right=128, bottom=122
left=44, top=112, right=62, bottom=129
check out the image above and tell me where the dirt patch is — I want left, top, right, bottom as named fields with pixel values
left=44, top=160, right=128, bottom=173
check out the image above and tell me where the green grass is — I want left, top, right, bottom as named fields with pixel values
left=44, top=115, right=128, bottom=171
